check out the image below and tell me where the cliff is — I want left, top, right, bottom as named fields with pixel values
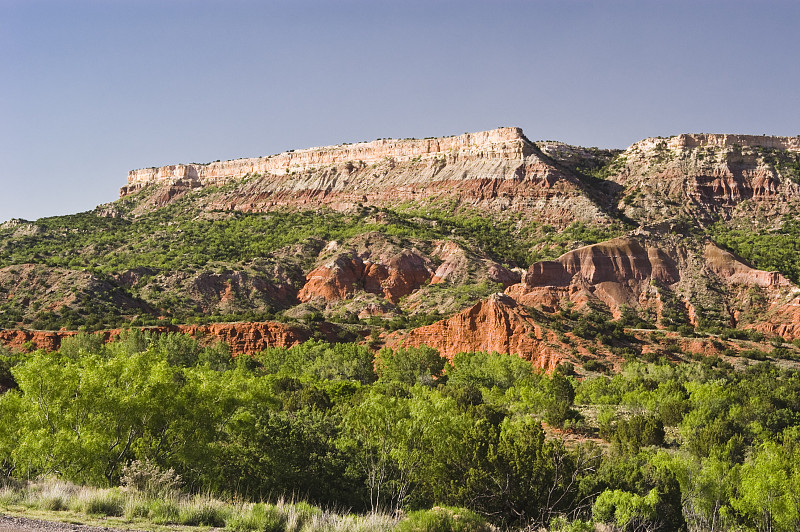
left=506, top=233, right=797, bottom=332
left=119, top=127, right=610, bottom=228
left=122, top=128, right=531, bottom=193
left=633, top=133, right=800, bottom=152
left=8, top=126, right=800, bottom=371
left=611, top=133, right=800, bottom=224
left=296, top=233, right=519, bottom=308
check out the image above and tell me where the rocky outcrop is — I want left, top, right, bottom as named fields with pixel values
left=121, top=128, right=611, bottom=228
left=178, top=321, right=316, bottom=354
left=0, top=264, right=151, bottom=328
left=507, top=236, right=679, bottom=317
left=703, top=242, right=791, bottom=289
left=297, top=235, right=521, bottom=309
left=298, top=251, right=433, bottom=305
left=612, top=134, right=800, bottom=224
left=430, top=240, right=520, bottom=287
left=398, top=293, right=563, bottom=371
left=643, top=134, right=800, bottom=152
left=123, top=128, right=530, bottom=191
left=750, top=297, right=800, bottom=339
left=0, top=329, right=77, bottom=352
left=506, top=234, right=796, bottom=331
left=0, top=321, right=339, bottom=356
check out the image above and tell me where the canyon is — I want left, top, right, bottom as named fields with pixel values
left=4, top=127, right=800, bottom=370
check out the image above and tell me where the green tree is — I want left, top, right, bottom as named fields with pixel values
left=375, top=346, right=445, bottom=387
left=593, top=488, right=661, bottom=532
left=340, top=386, right=470, bottom=512
left=545, top=372, right=577, bottom=427
left=732, top=440, right=799, bottom=532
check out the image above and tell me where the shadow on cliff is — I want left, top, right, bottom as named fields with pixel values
left=523, top=136, right=633, bottom=226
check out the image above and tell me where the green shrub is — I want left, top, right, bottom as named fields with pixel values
left=395, top=506, right=492, bottom=532
left=612, top=414, right=665, bottom=454
left=549, top=516, right=595, bottom=532
left=226, top=503, right=287, bottom=532
left=149, top=498, right=180, bottom=524
left=71, top=488, right=124, bottom=516
left=741, top=348, right=767, bottom=361
left=583, top=359, right=607, bottom=373
left=178, top=495, right=228, bottom=527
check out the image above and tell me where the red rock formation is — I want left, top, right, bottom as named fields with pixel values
left=398, top=293, right=563, bottom=372
left=0, top=329, right=77, bottom=352
left=703, top=242, right=791, bottom=288
left=381, top=252, right=432, bottom=303
left=298, top=256, right=367, bottom=302
left=746, top=295, right=800, bottom=340
left=179, top=321, right=313, bottom=354
left=297, top=237, right=522, bottom=308
left=506, top=234, right=800, bottom=340
left=298, top=250, right=435, bottom=305
left=0, top=321, right=339, bottom=356
left=508, top=236, right=678, bottom=317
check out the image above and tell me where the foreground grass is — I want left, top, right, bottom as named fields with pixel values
left=0, top=479, right=495, bottom=532
left=0, top=479, right=394, bottom=532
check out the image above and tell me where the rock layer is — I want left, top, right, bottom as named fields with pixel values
left=123, top=128, right=530, bottom=191
left=120, top=127, right=610, bottom=227
left=613, top=134, right=800, bottom=224
left=398, top=293, right=563, bottom=371
left=0, top=321, right=335, bottom=356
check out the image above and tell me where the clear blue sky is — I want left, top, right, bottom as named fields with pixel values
left=2, top=0, right=799, bottom=221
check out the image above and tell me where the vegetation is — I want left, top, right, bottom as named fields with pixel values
left=1, top=332, right=800, bottom=530
left=6, top=137, right=800, bottom=532
left=711, top=214, right=800, bottom=285
left=0, top=204, right=624, bottom=278
left=0, top=196, right=626, bottom=330
left=0, top=478, right=397, bottom=531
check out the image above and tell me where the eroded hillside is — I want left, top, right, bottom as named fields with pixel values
left=3, top=127, right=800, bottom=370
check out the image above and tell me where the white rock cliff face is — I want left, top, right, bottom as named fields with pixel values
left=122, top=127, right=530, bottom=195
left=632, top=133, right=800, bottom=152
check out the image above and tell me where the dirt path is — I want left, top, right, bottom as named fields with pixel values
left=0, top=515, right=139, bottom=532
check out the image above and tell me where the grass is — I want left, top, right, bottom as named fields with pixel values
left=71, top=486, right=125, bottom=516
left=393, top=506, right=493, bottom=532
left=0, top=478, right=399, bottom=532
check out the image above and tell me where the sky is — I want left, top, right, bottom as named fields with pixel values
left=2, top=0, right=799, bottom=222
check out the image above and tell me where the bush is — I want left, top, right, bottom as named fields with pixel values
left=120, top=459, right=182, bottom=497
left=741, top=348, right=768, bottom=361
left=549, top=516, right=595, bottom=532
left=149, top=498, right=180, bottom=524
left=375, top=346, right=445, bottom=386
left=544, top=372, right=577, bottom=427
left=178, top=494, right=228, bottom=527
left=583, top=359, right=607, bottom=373
left=395, top=506, right=492, bottom=532
left=612, top=414, right=665, bottom=454
left=226, top=503, right=286, bottom=532
left=71, top=487, right=124, bottom=516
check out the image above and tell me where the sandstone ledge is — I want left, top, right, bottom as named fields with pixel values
left=122, top=127, right=529, bottom=195
left=632, top=133, right=800, bottom=153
